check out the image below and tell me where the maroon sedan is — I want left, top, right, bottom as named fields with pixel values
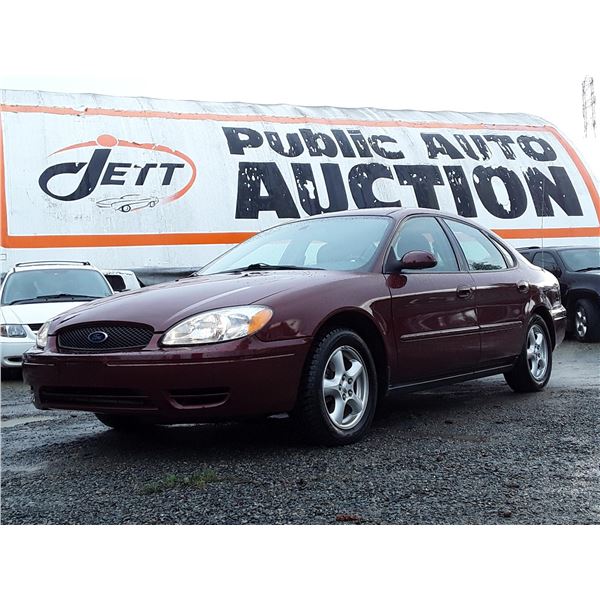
left=23, top=208, right=567, bottom=445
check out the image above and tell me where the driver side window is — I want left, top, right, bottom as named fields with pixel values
left=391, top=217, right=459, bottom=272
left=532, top=252, right=559, bottom=273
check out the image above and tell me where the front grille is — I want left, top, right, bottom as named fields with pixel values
left=58, top=324, right=153, bottom=352
left=169, top=388, right=230, bottom=407
left=39, top=386, right=151, bottom=409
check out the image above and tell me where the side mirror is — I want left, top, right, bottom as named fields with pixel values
left=399, top=250, right=438, bottom=270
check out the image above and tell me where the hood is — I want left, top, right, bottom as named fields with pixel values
left=1, top=301, right=85, bottom=326
left=47, top=270, right=338, bottom=333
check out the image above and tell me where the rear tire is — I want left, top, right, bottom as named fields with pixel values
left=573, top=299, right=600, bottom=343
left=95, top=413, right=156, bottom=431
left=294, top=328, right=378, bottom=446
left=504, top=316, right=552, bottom=393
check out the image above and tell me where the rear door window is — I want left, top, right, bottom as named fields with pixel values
left=444, top=219, right=508, bottom=271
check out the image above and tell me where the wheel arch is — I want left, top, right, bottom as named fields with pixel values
left=309, top=309, right=390, bottom=399
left=563, top=289, right=599, bottom=334
left=565, top=288, right=599, bottom=312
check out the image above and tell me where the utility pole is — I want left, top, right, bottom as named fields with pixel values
left=582, top=76, right=596, bottom=138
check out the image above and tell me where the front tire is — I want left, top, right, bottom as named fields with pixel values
left=504, top=316, right=552, bottom=393
left=294, top=328, right=378, bottom=446
left=573, top=299, right=600, bottom=343
left=1, top=367, right=22, bottom=381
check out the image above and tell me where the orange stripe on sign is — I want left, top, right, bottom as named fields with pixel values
left=2, top=228, right=598, bottom=249
left=0, top=232, right=256, bottom=249
left=494, top=227, right=600, bottom=239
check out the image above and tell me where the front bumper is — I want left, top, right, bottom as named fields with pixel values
left=551, top=305, right=568, bottom=348
left=1, top=337, right=36, bottom=368
left=23, top=336, right=311, bottom=422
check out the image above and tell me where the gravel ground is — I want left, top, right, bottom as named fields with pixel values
left=1, top=340, right=599, bottom=525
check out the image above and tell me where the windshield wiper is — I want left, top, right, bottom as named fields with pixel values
left=8, top=293, right=104, bottom=305
left=37, top=293, right=105, bottom=300
left=576, top=267, right=600, bottom=272
left=7, top=297, right=41, bottom=305
left=212, top=263, right=323, bottom=274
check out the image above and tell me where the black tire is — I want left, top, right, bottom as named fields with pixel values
left=1, top=367, right=22, bottom=381
left=293, top=328, right=378, bottom=446
left=95, top=413, right=156, bottom=431
left=504, top=316, right=553, bottom=393
left=572, top=299, right=600, bottom=343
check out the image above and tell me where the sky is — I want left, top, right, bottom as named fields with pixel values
left=1, top=0, right=598, bottom=172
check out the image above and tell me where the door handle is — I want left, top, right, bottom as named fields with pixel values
left=517, top=281, right=530, bottom=294
left=456, top=285, right=474, bottom=299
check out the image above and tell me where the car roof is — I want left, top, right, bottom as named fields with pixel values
left=302, top=207, right=470, bottom=221
left=9, top=262, right=102, bottom=273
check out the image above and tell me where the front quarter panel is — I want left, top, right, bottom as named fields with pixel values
left=256, top=272, right=394, bottom=368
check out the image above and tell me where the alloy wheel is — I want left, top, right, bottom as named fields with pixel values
left=575, top=306, right=588, bottom=339
left=322, top=346, right=369, bottom=430
left=526, top=324, right=549, bottom=381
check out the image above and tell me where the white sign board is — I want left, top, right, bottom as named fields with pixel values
left=1, top=90, right=598, bottom=269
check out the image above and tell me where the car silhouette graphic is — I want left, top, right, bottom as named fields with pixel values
left=94, top=194, right=159, bottom=213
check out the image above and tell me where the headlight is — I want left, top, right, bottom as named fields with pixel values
left=0, top=324, right=27, bottom=338
left=36, top=321, right=51, bottom=349
left=161, top=306, right=273, bottom=346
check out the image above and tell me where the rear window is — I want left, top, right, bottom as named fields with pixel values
left=105, top=274, right=127, bottom=292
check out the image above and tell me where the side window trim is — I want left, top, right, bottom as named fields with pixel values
left=436, top=217, right=470, bottom=272
left=485, top=234, right=517, bottom=269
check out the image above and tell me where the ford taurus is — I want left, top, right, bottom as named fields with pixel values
left=23, top=208, right=567, bottom=445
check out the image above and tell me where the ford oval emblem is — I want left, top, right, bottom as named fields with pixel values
left=88, top=330, right=108, bottom=344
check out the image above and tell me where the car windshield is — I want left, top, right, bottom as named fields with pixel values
left=558, top=248, right=600, bottom=272
left=201, top=216, right=392, bottom=275
left=1, top=269, right=113, bottom=305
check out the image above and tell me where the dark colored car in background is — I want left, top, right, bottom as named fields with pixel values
left=518, top=246, right=600, bottom=342
left=23, top=208, right=566, bottom=445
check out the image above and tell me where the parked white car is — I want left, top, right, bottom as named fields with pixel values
left=1, top=261, right=113, bottom=370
